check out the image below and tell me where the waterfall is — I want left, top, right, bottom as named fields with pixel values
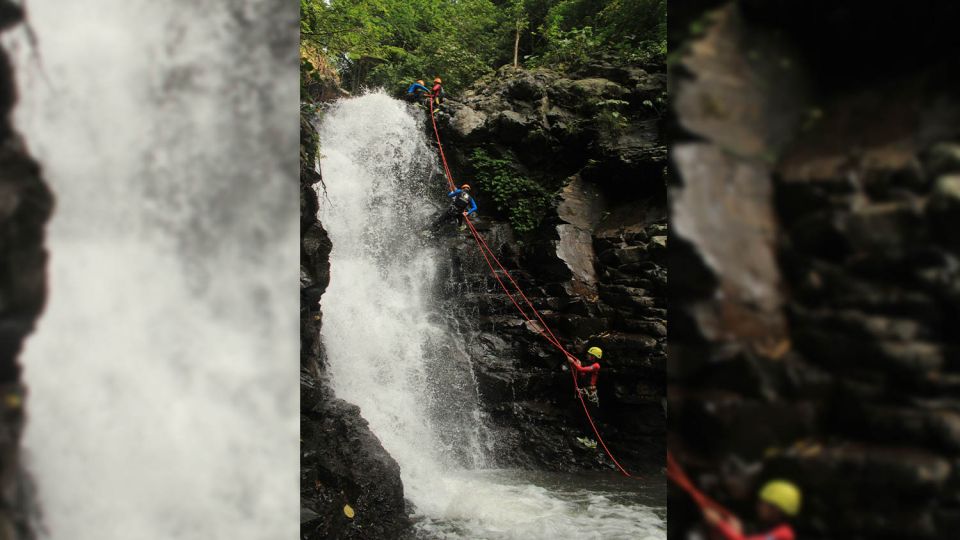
left=4, top=1, right=299, bottom=538
left=317, top=92, right=488, bottom=511
left=318, top=93, right=665, bottom=539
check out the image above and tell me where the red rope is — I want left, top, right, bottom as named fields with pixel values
left=666, top=451, right=735, bottom=519
left=427, top=97, right=636, bottom=478
left=426, top=95, right=456, bottom=192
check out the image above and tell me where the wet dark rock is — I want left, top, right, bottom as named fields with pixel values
left=679, top=393, right=819, bottom=458
left=301, top=376, right=407, bottom=540
left=496, top=110, right=533, bottom=143
left=0, top=8, right=47, bottom=538
left=836, top=405, right=960, bottom=454
left=544, top=313, right=609, bottom=339
left=435, top=64, right=666, bottom=475
left=444, top=102, right=489, bottom=142
left=503, top=73, right=545, bottom=101
left=671, top=1, right=960, bottom=538
left=439, top=64, right=665, bottom=183
left=475, top=369, right=516, bottom=404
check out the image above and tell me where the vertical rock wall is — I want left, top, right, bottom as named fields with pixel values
left=435, top=63, right=667, bottom=473
left=669, top=2, right=960, bottom=537
left=0, top=5, right=50, bottom=539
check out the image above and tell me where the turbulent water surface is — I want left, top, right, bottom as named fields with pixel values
left=318, top=93, right=665, bottom=539
left=4, top=1, right=299, bottom=538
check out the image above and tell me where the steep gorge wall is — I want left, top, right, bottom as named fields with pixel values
left=434, top=62, right=667, bottom=472
left=669, top=2, right=960, bottom=538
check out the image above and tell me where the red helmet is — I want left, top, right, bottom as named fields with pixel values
left=434, top=77, right=442, bottom=84
left=461, top=183, right=471, bottom=191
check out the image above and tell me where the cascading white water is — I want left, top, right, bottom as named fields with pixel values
left=318, top=93, right=665, bottom=539
left=318, top=92, right=487, bottom=504
left=4, top=1, right=299, bottom=539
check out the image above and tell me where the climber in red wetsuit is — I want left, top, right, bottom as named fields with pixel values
left=568, top=346, right=602, bottom=405
left=430, top=77, right=444, bottom=109
left=704, top=480, right=801, bottom=540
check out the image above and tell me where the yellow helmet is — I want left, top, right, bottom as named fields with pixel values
left=587, top=347, right=602, bottom=359
left=759, top=480, right=801, bottom=517
left=416, top=79, right=424, bottom=85
left=461, top=183, right=471, bottom=191
left=434, top=77, right=442, bottom=84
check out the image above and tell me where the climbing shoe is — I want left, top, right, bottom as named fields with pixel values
left=459, top=223, right=467, bottom=232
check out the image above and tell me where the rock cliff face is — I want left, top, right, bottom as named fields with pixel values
left=0, top=5, right=50, bottom=539
left=670, top=2, right=960, bottom=538
left=299, top=111, right=410, bottom=539
left=433, top=63, right=667, bottom=473
left=299, top=58, right=666, bottom=537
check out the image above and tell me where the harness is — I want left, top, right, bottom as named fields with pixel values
left=453, top=191, right=471, bottom=210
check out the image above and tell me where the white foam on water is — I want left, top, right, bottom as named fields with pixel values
left=414, top=471, right=665, bottom=540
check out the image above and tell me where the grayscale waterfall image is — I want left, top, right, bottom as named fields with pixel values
left=2, top=0, right=299, bottom=538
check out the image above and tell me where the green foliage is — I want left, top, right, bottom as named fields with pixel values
left=301, top=0, right=666, bottom=92
left=593, top=98, right=628, bottom=134
left=596, top=99, right=629, bottom=108
left=531, top=25, right=598, bottom=67
left=642, top=91, right=667, bottom=118
left=301, top=0, right=501, bottom=93
left=470, top=148, right=553, bottom=234
left=528, top=0, right=666, bottom=69
left=593, top=109, right=626, bottom=134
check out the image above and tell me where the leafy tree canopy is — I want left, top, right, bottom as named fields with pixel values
left=301, top=0, right=665, bottom=96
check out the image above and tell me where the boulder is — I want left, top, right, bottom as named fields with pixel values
left=495, top=110, right=534, bottom=143
left=570, top=78, right=628, bottom=101
left=446, top=103, right=489, bottom=141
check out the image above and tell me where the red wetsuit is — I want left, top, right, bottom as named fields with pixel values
left=570, top=357, right=600, bottom=386
left=714, top=522, right=795, bottom=540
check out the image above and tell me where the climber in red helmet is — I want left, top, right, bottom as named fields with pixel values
left=430, top=77, right=445, bottom=109
left=426, top=183, right=477, bottom=234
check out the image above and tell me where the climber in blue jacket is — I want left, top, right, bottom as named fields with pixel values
left=428, top=183, right=477, bottom=233
left=406, top=79, right=431, bottom=102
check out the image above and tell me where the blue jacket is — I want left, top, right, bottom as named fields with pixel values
left=407, top=82, right=431, bottom=95
left=448, top=189, right=477, bottom=215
